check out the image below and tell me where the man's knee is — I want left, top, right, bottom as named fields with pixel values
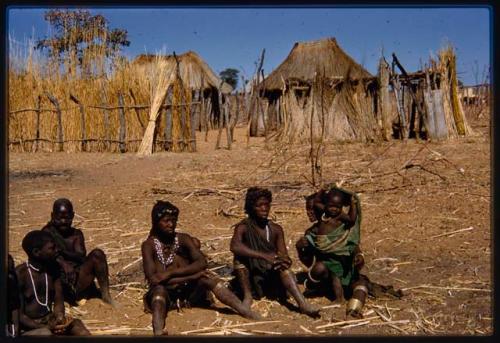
left=198, top=275, right=218, bottom=289
left=89, top=248, right=107, bottom=262
left=151, top=285, right=169, bottom=306
left=311, top=261, right=328, bottom=278
left=278, top=268, right=295, bottom=282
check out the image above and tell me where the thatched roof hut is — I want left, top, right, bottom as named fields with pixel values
left=132, top=51, right=233, bottom=153
left=133, top=51, right=233, bottom=94
left=257, top=37, right=380, bottom=142
left=263, top=37, right=373, bottom=92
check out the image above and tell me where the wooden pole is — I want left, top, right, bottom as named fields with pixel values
left=164, top=87, right=173, bottom=151
left=34, top=95, right=41, bottom=152
left=45, top=92, right=63, bottom=152
left=258, top=69, right=268, bottom=143
left=69, top=93, right=87, bottom=152
left=198, top=88, right=204, bottom=132
left=247, top=49, right=266, bottom=139
left=118, top=92, right=127, bottom=153
left=224, top=98, right=232, bottom=150
left=204, top=98, right=211, bottom=142
left=392, top=75, right=406, bottom=140
left=101, top=88, right=111, bottom=151
left=190, top=90, right=198, bottom=152
left=230, top=94, right=240, bottom=140
left=173, top=52, right=189, bottom=151
left=309, top=79, right=316, bottom=186
left=378, top=57, right=392, bottom=140
left=129, top=88, right=146, bottom=133
left=392, top=53, right=428, bottom=135
left=215, top=89, right=224, bottom=149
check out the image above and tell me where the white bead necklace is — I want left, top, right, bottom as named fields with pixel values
left=265, top=224, right=270, bottom=242
left=26, top=262, right=50, bottom=312
left=153, top=235, right=179, bottom=269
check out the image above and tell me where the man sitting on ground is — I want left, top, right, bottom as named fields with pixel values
left=42, top=198, right=115, bottom=306
left=141, top=200, right=261, bottom=336
left=16, top=230, right=90, bottom=336
left=230, top=187, right=320, bottom=318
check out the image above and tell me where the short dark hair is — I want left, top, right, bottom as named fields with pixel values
left=151, top=200, right=179, bottom=227
left=22, top=230, right=54, bottom=257
left=53, top=198, right=74, bottom=213
left=322, top=188, right=347, bottom=205
left=244, top=187, right=272, bottom=216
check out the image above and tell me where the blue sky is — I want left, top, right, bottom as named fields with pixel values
left=8, top=6, right=491, bottom=87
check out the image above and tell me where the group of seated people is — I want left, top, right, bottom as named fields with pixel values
left=7, top=185, right=369, bottom=336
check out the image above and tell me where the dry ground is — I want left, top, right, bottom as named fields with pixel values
left=8, top=111, right=491, bottom=336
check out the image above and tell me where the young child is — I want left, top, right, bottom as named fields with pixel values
left=141, top=200, right=260, bottom=336
left=230, top=187, right=320, bottom=318
left=296, top=186, right=367, bottom=318
left=16, top=230, right=90, bottom=336
left=42, top=198, right=114, bottom=306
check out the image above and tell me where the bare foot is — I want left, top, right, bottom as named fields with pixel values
left=154, top=328, right=169, bottom=336
left=346, top=309, right=363, bottom=319
left=241, top=308, right=262, bottom=320
left=102, top=295, right=120, bottom=308
left=242, top=297, right=253, bottom=310
left=300, top=304, right=321, bottom=319
left=333, top=297, right=345, bottom=305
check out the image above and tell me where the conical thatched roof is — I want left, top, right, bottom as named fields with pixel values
left=263, top=37, right=373, bottom=91
left=133, top=51, right=233, bottom=94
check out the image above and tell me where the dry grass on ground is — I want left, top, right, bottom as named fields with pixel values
left=8, top=111, right=491, bottom=336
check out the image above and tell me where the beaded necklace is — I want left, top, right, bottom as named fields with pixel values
left=26, top=262, right=51, bottom=312
left=153, top=235, right=179, bottom=269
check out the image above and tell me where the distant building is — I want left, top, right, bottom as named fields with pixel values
left=459, top=84, right=490, bottom=105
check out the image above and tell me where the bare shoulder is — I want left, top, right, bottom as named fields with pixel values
left=74, top=228, right=85, bottom=238
left=234, top=222, right=248, bottom=233
left=177, top=232, right=195, bottom=246
left=15, top=263, right=28, bottom=282
left=16, top=263, right=27, bottom=274
left=141, top=237, right=154, bottom=250
left=269, top=221, right=284, bottom=233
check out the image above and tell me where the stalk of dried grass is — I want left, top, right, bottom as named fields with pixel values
left=137, top=57, right=175, bottom=155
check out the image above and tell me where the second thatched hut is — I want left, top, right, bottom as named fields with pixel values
left=133, top=51, right=232, bottom=152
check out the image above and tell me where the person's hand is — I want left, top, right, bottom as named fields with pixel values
left=351, top=195, right=358, bottom=205
left=263, top=253, right=278, bottom=264
left=194, top=270, right=212, bottom=279
left=272, top=255, right=292, bottom=270
left=60, top=261, right=76, bottom=285
left=354, top=253, right=365, bottom=270
left=296, top=236, right=309, bottom=250
left=149, top=273, right=165, bottom=286
left=49, top=314, right=72, bottom=334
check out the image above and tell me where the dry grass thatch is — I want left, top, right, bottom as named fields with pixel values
left=133, top=51, right=233, bottom=94
left=136, top=57, right=176, bottom=156
left=263, top=37, right=373, bottom=90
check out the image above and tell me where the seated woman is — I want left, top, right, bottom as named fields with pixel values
left=230, top=187, right=320, bottom=318
left=141, top=200, right=260, bottom=336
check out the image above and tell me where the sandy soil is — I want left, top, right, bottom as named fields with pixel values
left=8, top=111, right=491, bottom=336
